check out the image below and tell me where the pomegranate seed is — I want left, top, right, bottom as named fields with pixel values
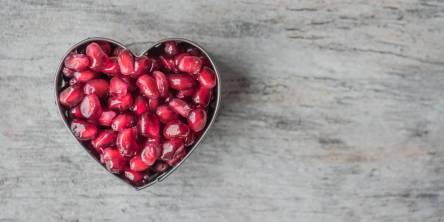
left=62, top=67, right=75, bottom=78
left=109, top=77, right=129, bottom=97
left=83, top=79, right=109, bottom=97
left=176, top=88, right=195, bottom=99
left=113, top=47, right=124, bottom=57
left=69, top=105, right=83, bottom=119
left=153, top=161, right=169, bottom=173
left=178, top=55, right=202, bottom=74
left=102, top=57, right=120, bottom=76
left=155, top=105, right=178, bottom=123
left=186, top=47, right=200, bottom=56
left=132, top=56, right=151, bottom=78
left=159, top=55, right=178, bottom=72
left=70, top=119, right=98, bottom=140
left=59, top=85, right=85, bottom=107
left=98, top=109, right=117, bottom=126
left=102, top=148, right=126, bottom=173
left=116, top=128, right=140, bottom=157
left=129, top=156, right=149, bottom=172
left=161, top=138, right=185, bottom=161
left=174, top=53, right=189, bottom=67
left=187, top=108, right=207, bottom=132
left=168, top=74, right=196, bottom=90
left=141, top=141, right=162, bottom=166
left=108, top=94, right=133, bottom=112
left=124, top=169, right=144, bottom=183
left=163, top=120, right=190, bottom=139
left=136, top=74, right=159, bottom=99
left=192, top=86, right=213, bottom=107
left=169, top=98, right=192, bottom=117
left=117, top=49, right=135, bottom=76
left=197, top=67, right=216, bottom=88
left=166, top=149, right=187, bottom=166
left=64, top=53, right=90, bottom=71
left=91, top=130, right=116, bottom=150
left=164, top=41, right=178, bottom=57
left=138, top=112, right=160, bottom=138
left=111, top=113, right=136, bottom=131
left=69, top=78, right=79, bottom=86
left=73, top=70, right=97, bottom=83
left=184, top=131, right=196, bottom=147
left=98, top=41, right=112, bottom=55
left=200, top=55, right=211, bottom=67
left=148, top=98, right=159, bottom=112
left=80, top=94, right=103, bottom=120
left=121, top=76, right=137, bottom=92
left=148, top=56, right=160, bottom=72
left=152, top=71, right=169, bottom=98
left=130, top=96, right=148, bottom=116
left=86, top=42, right=110, bottom=71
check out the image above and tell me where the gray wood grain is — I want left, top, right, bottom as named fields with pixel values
left=1, top=0, right=444, bottom=221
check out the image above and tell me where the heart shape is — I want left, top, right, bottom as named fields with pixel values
left=54, top=37, right=220, bottom=190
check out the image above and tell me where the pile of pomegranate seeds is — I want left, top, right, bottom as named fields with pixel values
left=58, top=40, right=217, bottom=186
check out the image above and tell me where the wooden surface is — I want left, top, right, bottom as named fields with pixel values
left=1, top=0, right=444, bottom=221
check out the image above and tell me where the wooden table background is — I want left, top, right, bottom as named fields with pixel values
left=1, top=0, right=444, bottom=221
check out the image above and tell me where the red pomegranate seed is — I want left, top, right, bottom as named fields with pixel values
left=62, top=67, right=75, bottom=78
left=102, top=148, right=126, bottom=173
left=109, top=77, right=129, bottom=97
left=116, top=128, right=140, bottom=157
left=138, top=112, right=160, bottom=138
left=102, top=57, right=120, bottom=76
left=121, top=76, right=137, bottom=92
left=164, top=41, right=178, bottom=57
left=153, top=161, right=169, bottom=173
left=59, top=85, right=85, bottom=107
left=80, top=94, right=103, bottom=120
left=148, top=56, right=160, bottom=72
left=70, top=119, right=98, bottom=140
left=108, top=94, right=133, bottom=112
left=155, top=105, right=178, bottom=123
left=166, top=149, right=187, bottom=166
left=69, top=105, right=83, bottom=119
left=192, top=86, right=213, bottom=107
left=113, top=47, right=124, bottom=57
left=197, top=67, right=216, bottom=88
left=86, top=42, right=110, bottom=71
left=168, top=74, right=196, bottom=90
left=174, top=53, right=189, bottom=66
left=136, top=74, right=159, bottom=99
left=111, top=113, right=136, bottom=131
left=98, top=109, right=117, bottom=126
left=132, top=56, right=151, bottom=78
left=148, top=98, right=159, bottom=112
left=177, top=55, right=202, bottom=74
left=200, top=55, right=211, bottom=67
left=187, top=108, right=207, bottom=132
left=117, top=49, right=135, bottom=76
left=163, top=120, right=190, bottom=139
left=159, top=55, right=178, bottom=72
left=141, top=141, right=162, bottom=166
left=83, top=79, right=109, bottom=97
left=129, top=156, right=149, bottom=172
left=124, top=169, right=144, bottom=183
left=130, top=96, right=148, bottom=116
left=176, top=88, right=195, bottom=99
left=91, top=130, right=116, bottom=150
left=64, top=53, right=90, bottom=71
left=184, top=131, right=196, bottom=147
left=98, top=41, right=111, bottom=55
left=161, top=138, right=185, bottom=161
left=169, top=98, right=192, bottom=117
left=73, top=70, right=97, bottom=83
left=152, top=71, right=169, bottom=98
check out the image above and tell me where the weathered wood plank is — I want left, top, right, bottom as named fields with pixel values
left=1, top=0, right=444, bottom=221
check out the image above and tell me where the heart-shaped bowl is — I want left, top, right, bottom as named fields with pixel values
left=54, top=37, right=221, bottom=190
